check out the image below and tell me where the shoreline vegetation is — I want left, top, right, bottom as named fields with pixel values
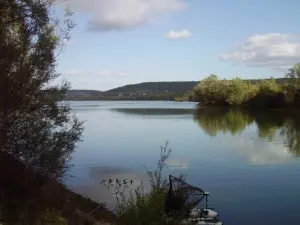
left=1, top=1, right=116, bottom=224
left=63, top=78, right=288, bottom=102
left=1, top=1, right=189, bottom=224
left=2, top=0, right=300, bottom=224
left=193, top=64, right=300, bottom=109
left=1, top=143, right=183, bottom=225
left=64, top=67, right=300, bottom=109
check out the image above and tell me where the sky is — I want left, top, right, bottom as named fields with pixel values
left=54, top=0, right=300, bottom=91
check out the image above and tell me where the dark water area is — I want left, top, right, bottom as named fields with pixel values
left=66, top=101, right=300, bottom=225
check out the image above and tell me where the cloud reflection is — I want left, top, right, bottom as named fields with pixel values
left=166, top=157, right=189, bottom=169
left=226, top=137, right=293, bottom=165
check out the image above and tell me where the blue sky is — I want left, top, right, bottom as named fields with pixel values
left=55, top=0, right=300, bottom=91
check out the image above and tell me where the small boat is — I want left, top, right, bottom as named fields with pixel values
left=165, top=175, right=222, bottom=225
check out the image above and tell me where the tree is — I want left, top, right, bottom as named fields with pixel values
left=193, top=67, right=300, bottom=108
left=193, top=74, right=228, bottom=105
left=295, top=63, right=300, bottom=77
left=226, top=78, right=251, bottom=105
left=0, top=0, right=83, bottom=222
left=258, top=78, right=280, bottom=94
left=284, top=63, right=300, bottom=105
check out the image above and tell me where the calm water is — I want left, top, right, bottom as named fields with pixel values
left=67, top=101, right=300, bottom=225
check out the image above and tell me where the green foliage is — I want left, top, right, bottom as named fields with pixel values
left=116, top=187, right=170, bottom=225
left=193, top=65, right=300, bottom=109
left=193, top=75, right=254, bottom=106
left=110, top=143, right=184, bottom=225
left=0, top=0, right=84, bottom=224
left=193, top=75, right=228, bottom=105
left=283, top=64, right=300, bottom=106
left=65, top=79, right=290, bottom=101
left=174, top=93, right=190, bottom=102
left=258, top=78, right=280, bottom=94
left=0, top=0, right=82, bottom=180
left=116, top=143, right=171, bottom=225
left=39, top=209, right=68, bottom=225
left=294, top=63, right=300, bottom=75
left=226, top=78, right=256, bottom=105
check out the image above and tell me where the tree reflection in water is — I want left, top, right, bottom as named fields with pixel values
left=193, top=107, right=300, bottom=156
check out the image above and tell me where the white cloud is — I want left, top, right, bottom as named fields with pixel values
left=165, top=30, right=191, bottom=39
left=220, top=33, right=300, bottom=69
left=65, top=0, right=187, bottom=31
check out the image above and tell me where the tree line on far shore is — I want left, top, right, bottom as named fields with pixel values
left=192, top=64, right=300, bottom=109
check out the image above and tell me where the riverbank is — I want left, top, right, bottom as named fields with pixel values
left=0, top=152, right=116, bottom=225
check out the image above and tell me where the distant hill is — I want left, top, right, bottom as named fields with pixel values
left=105, top=81, right=199, bottom=94
left=65, top=90, right=103, bottom=100
left=64, top=81, right=198, bottom=100
left=65, top=78, right=290, bottom=100
left=66, top=90, right=102, bottom=96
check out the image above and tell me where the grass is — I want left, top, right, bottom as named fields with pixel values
left=1, top=143, right=186, bottom=225
left=102, top=142, right=186, bottom=225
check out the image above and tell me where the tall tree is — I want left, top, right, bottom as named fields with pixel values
left=0, top=0, right=83, bottom=222
left=285, top=63, right=300, bottom=105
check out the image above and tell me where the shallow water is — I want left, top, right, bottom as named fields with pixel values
left=66, top=101, right=300, bottom=225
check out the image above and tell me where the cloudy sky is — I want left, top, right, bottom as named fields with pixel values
left=55, top=0, right=300, bottom=91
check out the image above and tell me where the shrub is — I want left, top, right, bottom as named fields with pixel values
left=39, top=209, right=68, bottom=225
left=103, top=143, right=185, bottom=225
left=192, top=65, right=300, bottom=109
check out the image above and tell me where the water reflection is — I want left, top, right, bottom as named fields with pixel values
left=110, top=108, right=196, bottom=116
left=226, top=137, right=292, bottom=165
left=193, top=108, right=254, bottom=136
left=166, top=157, right=189, bottom=169
left=70, top=166, right=148, bottom=209
left=68, top=102, right=300, bottom=225
left=193, top=108, right=300, bottom=157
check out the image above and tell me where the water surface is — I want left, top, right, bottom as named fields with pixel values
left=67, top=101, right=300, bottom=225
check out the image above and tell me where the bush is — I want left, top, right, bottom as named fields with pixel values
left=39, top=209, right=68, bottom=225
left=103, top=143, right=185, bottom=225
left=174, top=94, right=190, bottom=102
left=193, top=75, right=229, bottom=106
left=192, top=67, right=300, bottom=109
left=226, top=78, right=255, bottom=105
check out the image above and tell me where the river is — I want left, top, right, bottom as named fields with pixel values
left=66, top=101, right=300, bottom=225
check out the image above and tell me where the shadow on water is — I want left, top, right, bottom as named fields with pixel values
left=193, top=107, right=300, bottom=157
left=110, top=108, right=196, bottom=116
